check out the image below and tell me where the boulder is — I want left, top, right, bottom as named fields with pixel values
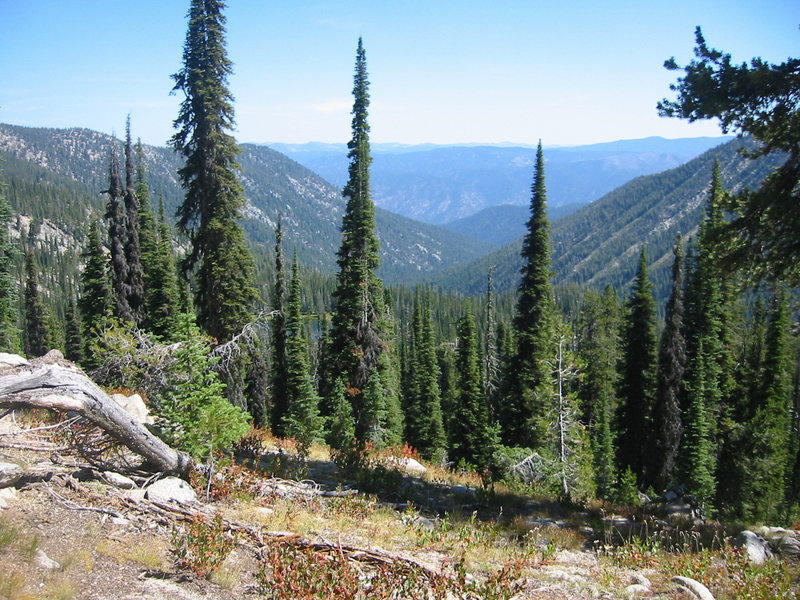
left=111, top=393, right=155, bottom=425
left=0, top=487, right=18, bottom=509
left=145, top=476, right=197, bottom=504
left=34, top=549, right=60, bottom=570
left=0, top=353, right=29, bottom=369
left=387, top=456, right=427, bottom=474
left=774, top=535, right=800, bottom=560
left=733, top=530, right=772, bottom=564
left=624, top=584, right=651, bottom=596
left=670, top=576, right=715, bottom=600
left=0, top=461, right=23, bottom=488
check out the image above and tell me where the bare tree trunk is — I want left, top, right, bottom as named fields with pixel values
left=0, top=351, right=193, bottom=477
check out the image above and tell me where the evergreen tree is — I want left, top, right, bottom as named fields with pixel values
left=578, top=285, right=620, bottom=500
left=504, top=141, right=554, bottom=449
left=617, top=248, right=658, bottom=484
left=122, top=117, right=145, bottom=325
left=451, top=306, right=495, bottom=471
left=64, top=295, right=83, bottom=364
left=404, top=290, right=446, bottom=461
left=270, top=218, right=289, bottom=435
left=483, top=267, right=501, bottom=421
left=651, top=236, right=687, bottom=492
left=22, top=249, right=54, bottom=358
left=738, top=289, right=793, bottom=522
left=144, top=200, right=181, bottom=341
left=170, top=0, right=256, bottom=341
left=104, top=140, right=133, bottom=322
left=135, top=138, right=158, bottom=285
left=324, top=38, right=391, bottom=443
left=281, top=258, right=322, bottom=457
left=0, top=171, right=19, bottom=353
left=78, top=220, right=113, bottom=365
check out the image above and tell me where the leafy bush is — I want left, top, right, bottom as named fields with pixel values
left=171, top=514, right=233, bottom=578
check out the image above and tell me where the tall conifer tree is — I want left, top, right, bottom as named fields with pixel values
left=325, top=38, right=391, bottom=443
left=104, top=140, right=133, bottom=322
left=271, top=218, right=289, bottom=435
left=122, top=118, right=145, bottom=325
left=651, top=236, right=687, bottom=492
left=145, top=201, right=181, bottom=341
left=64, top=295, right=83, bottom=364
left=0, top=170, right=19, bottom=352
left=170, top=0, right=256, bottom=341
left=618, top=248, right=658, bottom=483
left=504, top=141, right=554, bottom=449
left=22, top=249, right=54, bottom=358
left=79, top=221, right=113, bottom=364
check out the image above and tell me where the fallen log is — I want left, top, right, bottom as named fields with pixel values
left=0, top=350, right=193, bottom=478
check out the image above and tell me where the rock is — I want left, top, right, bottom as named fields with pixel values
left=0, top=353, right=29, bottom=369
left=0, top=487, right=18, bottom=508
left=145, top=477, right=197, bottom=504
left=111, top=393, right=155, bottom=425
left=774, top=535, right=800, bottom=560
left=630, top=572, right=651, bottom=587
left=387, top=456, right=427, bottom=474
left=671, top=576, right=715, bottom=600
left=625, top=584, right=651, bottom=596
left=34, top=549, right=60, bottom=570
left=450, top=485, right=476, bottom=497
left=101, top=471, right=137, bottom=489
left=0, top=461, right=23, bottom=488
left=733, top=530, right=772, bottom=564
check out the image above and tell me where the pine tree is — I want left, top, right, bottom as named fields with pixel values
left=270, top=218, right=289, bottom=435
left=651, top=236, right=687, bottom=492
left=738, top=289, right=793, bottom=522
left=617, top=248, right=658, bottom=484
left=135, top=138, right=158, bottom=283
left=324, top=38, right=391, bottom=443
left=0, top=171, right=19, bottom=353
left=122, top=117, right=145, bottom=325
left=79, top=220, right=113, bottom=365
left=281, top=257, right=322, bottom=457
left=170, top=0, right=256, bottom=341
left=451, top=306, right=495, bottom=471
left=483, top=267, right=501, bottom=421
left=578, top=285, right=620, bottom=500
left=22, top=249, right=54, bottom=358
left=64, top=295, right=83, bottom=364
left=504, top=141, right=554, bottom=449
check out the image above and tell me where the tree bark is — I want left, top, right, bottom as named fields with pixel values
left=0, top=350, right=193, bottom=477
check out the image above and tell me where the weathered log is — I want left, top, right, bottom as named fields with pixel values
left=0, top=350, right=193, bottom=477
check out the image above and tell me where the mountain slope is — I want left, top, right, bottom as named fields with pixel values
left=270, top=136, right=732, bottom=224
left=431, top=138, right=782, bottom=301
left=0, top=123, right=491, bottom=287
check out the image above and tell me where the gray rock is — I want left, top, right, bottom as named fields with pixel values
left=145, top=477, right=197, bottom=504
left=111, top=393, right=155, bottom=424
left=733, top=530, right=772, bottom=564
left=0, top=461, right=23, bottom=488
left=0, top=353, right=29, bottom=368
left=671, top=576, right=715, bottom=600
left=101, top=471, right=136, bottom=489
left=387, top=456, right=427, bottom=474
left=774, top=535, right=800, bottom=560
left=630, top=572, right=651, bottom=587
left=624, top=584, right=651, bottom=596
left=0, top=487, right=18, bottom=509
left=34, top=549, right=60, bottom=570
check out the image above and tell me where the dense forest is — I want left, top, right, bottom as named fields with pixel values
left=0, top=1, right=797, bottom=528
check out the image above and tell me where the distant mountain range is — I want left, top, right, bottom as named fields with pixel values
left=430, top=137, right=781, bottom=302
left=268, top=136, right=732, bottom=225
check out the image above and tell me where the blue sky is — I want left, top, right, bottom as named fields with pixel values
left=1, top=1, right=797, bottom=147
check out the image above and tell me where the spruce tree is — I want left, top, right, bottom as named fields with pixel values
left=451, top=306, right=495, bottom=471
left=281, top=258, right=322, bottom=457
left=22, top=249, right=54, bottom=358
left=104, top=140, right=133, bottom=322
left=483, top=267, right=501, bottom=421
left=738, top=289, right=793, bottom=522
left=170, top=0, right=256, bottom=341
left=505, top=141, right=554, bottom=449
left=79, top=221, right=113, bottom=365
left=617, top=248, right=658, bottom=484
left=135, top=138, right=158, bottom=284
left=64, top=295, right=83, bottom=364
left=122, top=118, right=145, bottom=325
left=0, top=171, right=19, bottom=353
left=324, top=38, right=391, bottom=443
left=270, top=218, right=289, bottom=435
left=651, top=236, right=687, bottom=492
left=144, top=201, right=181, bottom=341
left=578, top=285, right=620, bottom=500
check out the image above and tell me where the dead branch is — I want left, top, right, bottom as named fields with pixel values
left=0, top=350, right=193, bottom=477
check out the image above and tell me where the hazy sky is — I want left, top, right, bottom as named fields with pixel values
left=1, top=1, right=796, bottom=147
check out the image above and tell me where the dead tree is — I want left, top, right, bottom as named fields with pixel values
left=0, top=350, right=192, bottom=477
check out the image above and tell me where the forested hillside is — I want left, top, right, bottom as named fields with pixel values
left=0, top=124, right=491, bottom=288
left=433, top=137, right=783, bottom=302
